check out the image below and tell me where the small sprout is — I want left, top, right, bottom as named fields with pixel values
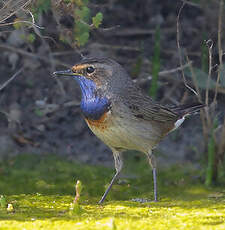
left=0, top=195, right=7, bottom=208
left=92, top=12, right=103, bottom=28
left=69, top=180, right=83, bottom=215
left=74, top=180, right=82, bottom=203
left=7, top=203, right=14, bottom=212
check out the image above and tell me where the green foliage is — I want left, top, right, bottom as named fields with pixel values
left=149, top=26, right=161, bottom=98
left=74, top=2, right=103, bottom=46
left=75, top=6, right=90, bottom=21
left=28, top=0, right=103, bottom=47
left=75, top=26, right=90, bottom=46
left=32, top=0, right=51, bottom=19
left=92, top=12, right=103, bottom=28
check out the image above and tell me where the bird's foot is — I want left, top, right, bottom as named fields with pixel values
left=130, top=198, right=158, bottom=203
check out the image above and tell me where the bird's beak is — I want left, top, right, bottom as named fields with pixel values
left=53, top=69, right=76, bottom=77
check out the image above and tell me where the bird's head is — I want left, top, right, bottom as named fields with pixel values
left=53, top=57, right=133, bottom=119
left=53, top=57, right=132, bottom=94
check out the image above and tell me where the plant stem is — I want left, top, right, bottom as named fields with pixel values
left=149, top=26, right=160, bottom=98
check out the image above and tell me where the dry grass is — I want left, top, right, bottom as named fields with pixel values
left=177, top=0, right=225, bottom=185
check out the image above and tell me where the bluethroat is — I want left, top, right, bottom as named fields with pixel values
left=53, top=57, right=205, bottom=204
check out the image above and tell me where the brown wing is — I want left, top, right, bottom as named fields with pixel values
left=124, top=92, right=179, bottom=123
left=169, top=103, right=205, bottom=116
left=116, top=85, right=204, bottom=138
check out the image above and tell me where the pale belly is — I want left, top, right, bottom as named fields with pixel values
left=85, top=111, right=164, bottom=153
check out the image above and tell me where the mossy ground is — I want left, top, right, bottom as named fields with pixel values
left=0, top=153, right=225, bottom=229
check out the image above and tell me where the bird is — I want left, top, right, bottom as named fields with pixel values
left=53, top=57, right=205, bottom=204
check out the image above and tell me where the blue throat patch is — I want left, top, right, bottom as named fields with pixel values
left=74, top=76, right=110, bottom=120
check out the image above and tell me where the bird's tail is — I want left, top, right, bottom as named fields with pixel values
left=171, top=102, right=205, bottom=117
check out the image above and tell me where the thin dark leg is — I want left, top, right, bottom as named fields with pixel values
left=147, top=151, right=158, bottom=202
left=98, top=170, right=120, bottom=204
left=98, top=151, right=123, bottom=204
left=152, top=167, right=157, bottom=201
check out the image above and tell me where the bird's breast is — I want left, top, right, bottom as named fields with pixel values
left=85, top=110, right=112, bottom=131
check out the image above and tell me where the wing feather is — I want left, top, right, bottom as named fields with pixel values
left=124, top=93, right=179, bottom=123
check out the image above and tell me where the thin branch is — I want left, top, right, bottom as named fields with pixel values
left=176, top=1, right=198, bottom=96
left=0, top=44, right=70, bottom=67
left=0, top=0, right=32, bottom=23
left=158, top=61, right=192, bottom=76
left=213, top=0, right=224, bottom=103
left=0, top=68, right=23, bottom=91
left=79, top=19, right=120, bottom=32
left=205, top=39, right=213, bottom=107
left=0, top=20, right=44, bottom=29
left=133, top=62, right=192, bottom=84
left=181, top=0, right=201, bottom=8
left=26, top=8, right=35, bottom=24
left=0, top=1, right=45, bottom=34
left=186, top=55, right=202, bottom=102
left=204, top=38, right=213, bottom=136
left=187, top=54, right=208, bottom=143
left=98, top=25, right=120, bottom=32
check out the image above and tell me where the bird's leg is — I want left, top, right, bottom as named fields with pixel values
left=147, top=150, right=157, bottom=202
left=98, top=151, right=123, bottom=204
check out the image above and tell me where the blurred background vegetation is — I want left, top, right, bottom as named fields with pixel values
left=0, top=0, right=225, bottom=200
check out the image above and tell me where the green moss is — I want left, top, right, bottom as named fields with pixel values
left=0, top=153, right=225, bottom=229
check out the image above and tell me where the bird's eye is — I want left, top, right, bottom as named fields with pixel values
left=86, top=66, right=95, bottom=74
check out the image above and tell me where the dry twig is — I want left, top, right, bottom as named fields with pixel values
left=0, top=0, right=32, bottom=23
left=213, top=0, right=224, bottom=103
left=0, top=0, right=44, bottom=30
left=0, top=67, right=23, bottom=91
left=133, top=62, right=192, bottom=84
left=205, top=40, right=213, bottom=107
left=158, top=62, right=192, bottom=76
left=176, top=1, right=198, bottom=96
left=0, top=44, right=70, bottom=68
